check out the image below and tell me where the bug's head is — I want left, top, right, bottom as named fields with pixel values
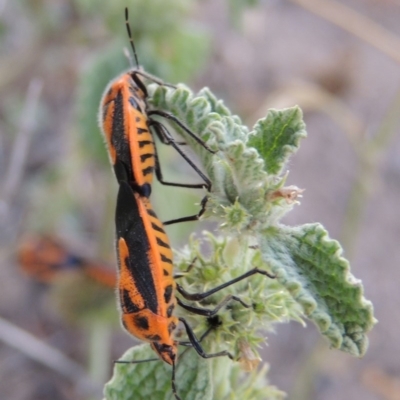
left=127, top=71, right=148, bottom=100
left=150, top=341, right=178, bottom=365
left=148, top=315, right=179, bottom=365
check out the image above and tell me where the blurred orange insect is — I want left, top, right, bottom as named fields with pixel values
left=18, top=235, right=116, bottom=288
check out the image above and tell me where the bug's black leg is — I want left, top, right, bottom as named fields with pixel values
left=150, top=120, right=211, bottom=190
left=177, top=268, right=275, bottom=302
left=114, top=358, right=159, bottom=365
left=178, top=317, right=234, bottom=360
left=163, top=196, right=208, bottom=226
left=177, top=294, right=250, bottom=317
left=171, top=361, right=182, bottom=400
left=148, top=109, right=216, bottom=154
left=173, top=257, right=197, bottom=280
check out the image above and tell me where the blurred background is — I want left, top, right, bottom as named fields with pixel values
left=1, top=0, right=399, bottom=399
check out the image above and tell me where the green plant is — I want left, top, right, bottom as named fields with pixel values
left=103, top=85, right=376, bottom=400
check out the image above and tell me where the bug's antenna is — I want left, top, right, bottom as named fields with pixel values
left=124, top=7, right=140, bottom=68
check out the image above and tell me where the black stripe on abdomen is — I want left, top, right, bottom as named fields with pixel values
left=115, top=182, right=159, bottom=314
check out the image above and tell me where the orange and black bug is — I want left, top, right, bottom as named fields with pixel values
left=99, top=8, right=214, bottom=216
left=18, top=235, right=116, bottom=287
left=114, top=174, right=275, bottom=400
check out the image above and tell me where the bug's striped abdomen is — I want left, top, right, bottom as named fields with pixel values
left=115, top=181, right=178, bottom=352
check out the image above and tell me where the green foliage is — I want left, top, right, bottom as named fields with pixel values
left=212, top=357, right=285, bottom=400
left=105, top=345, right=212, bottom=400
left=105, top=340, right=285, bottom=400
left=148, top=83, right=375, bottom=356
left=248, top=108, right=307, bottom=176
left=174, top=234, right=304, bottom=357
left=259, top=224, right=375, bottom=356
left=149, top=85, right=305, bottom=228
left=104, top=72, right=375, bottom=400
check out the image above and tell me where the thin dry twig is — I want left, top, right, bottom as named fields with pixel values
left=289, top=0, right=400, bottom=65
left=1, top=79, right=43, bottom=209
left=0, top=315, right=102, bottom=397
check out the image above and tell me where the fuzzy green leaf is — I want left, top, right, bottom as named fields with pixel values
left=211, top=357, right=285, bottom=400
left=104, top=344, right=212, bottom=400
left=258, top=223, right=376, bottom=356
left=248, top=107, right=307, bottom=176
left=148, top=84, right=301, bottom=229
left=101, top=76, right=375, bottom=400
left=148, top=82, right=375, bottom=360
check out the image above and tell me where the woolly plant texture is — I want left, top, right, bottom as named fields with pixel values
left=104, top=83, right=376, bottom=400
